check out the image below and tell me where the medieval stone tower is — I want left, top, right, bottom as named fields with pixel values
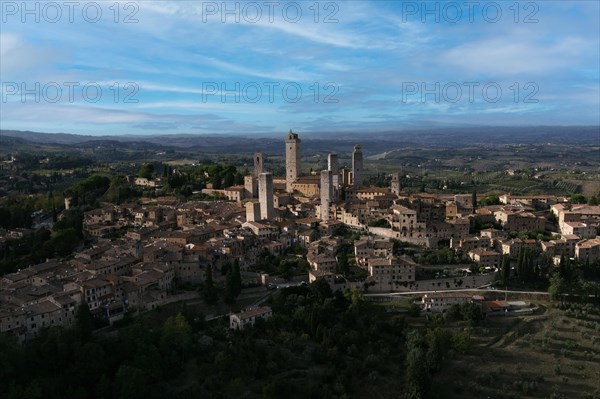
left=244, top=175, right=257, bottom=198
left=352, top=144, right=363, bottom=186
left=258, top=172, right=275, bottom=220
left=285, top=130, right=300, bottom=193
left=245, top=201, right=261, bottom=222
left=391, top=172, right=400, bottom=195
left=327, top=153, right=339, bottom=200
left=320, top=170, right=332, bottom=221
left=253, top=152, right=264, bottom=177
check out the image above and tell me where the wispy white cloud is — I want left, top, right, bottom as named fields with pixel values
left=0, top=33, right=65, bottom=77
left=199, top=56, right=313, bottom=82
left=440, top=35, right=592, bottom=76
left=1, top=1, right=598, bottom=134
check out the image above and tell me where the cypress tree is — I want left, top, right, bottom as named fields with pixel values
left=517, top=249, right=525, bottom=280
left=526, top=249, right=535, bottom=283
left=232, top=259, right=242, bottom=297
left=74, top=302, right=93, bottom=342
left=224, top=271, right=234, bottom=305
left=203, top=265, right=217, bottom=304
left=502, top=256, right=510, bottom=283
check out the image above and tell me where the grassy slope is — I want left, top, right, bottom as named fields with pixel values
left=431, top=304, right=600, bottom=399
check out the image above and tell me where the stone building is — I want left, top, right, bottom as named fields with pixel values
left=253, top=152, right=264, bottom=177
left=285, top=130, right=301, bottom=192
left=258, top=172, right=275, bottom=220
left=352, top=144, right=363, bottom=186
left=320, top=170, right=332, bottom=221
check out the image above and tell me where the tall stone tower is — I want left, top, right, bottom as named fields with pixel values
left=320, top=170, right=332, bottom=221
left=253, top=152, right=264, bottom=177
left=341, top=168, right=351, bottom=187
left=327, top=153, right=339, bottom=200
left=285, top=130, right=300, bottom=193
left=258, top=172, right=275, bottom=220
left=352, top=144, right=363, bottom=186
left=391, top=172, right=400, bottom=195
left=245, top=201, right=261, bottom=222
left=244, top=175, right=257, bottom=198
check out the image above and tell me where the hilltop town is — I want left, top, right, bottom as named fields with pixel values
left=1, top=0, right=598, bottom=396
left=1, top=131, right=599, bottom=344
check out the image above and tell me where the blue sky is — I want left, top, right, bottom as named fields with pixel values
left=1, top=0, right=599, bottom=135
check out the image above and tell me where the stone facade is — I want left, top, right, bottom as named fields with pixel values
left=285, top=131, right=301, bottom=192
left=258, top=172, right=275, bottom=220
left=352, top=144, right=363, bottom=186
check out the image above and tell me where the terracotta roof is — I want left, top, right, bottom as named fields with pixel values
left=234, top=306, right=272, bottom=320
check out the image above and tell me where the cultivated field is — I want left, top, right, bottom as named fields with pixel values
left=432, top=303, right=600, bottom=399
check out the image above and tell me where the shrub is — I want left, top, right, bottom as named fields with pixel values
left=554, top=363, right=562, bottom=375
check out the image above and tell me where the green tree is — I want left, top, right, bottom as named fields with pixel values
left=223, top=171, right=235, bottom=188
left=548, top=273, right=567, bottom=301
left=224, top=260, right=242, bottom=305
left=106, top=176, right=136, bottom=204
left=337, top=253, right=350, bottom=275
left=44, top=228, right=80, bottom=257
left=405, top=347, right=429, bottom=399
left=446, top=303, right=461, bottom=320
left=160, top=313, right=193, bottom=371
left=569, top=194, right=586, bottom=204
left=310, top=278, right=333, bottom=303
left=0, top=333, right=19, bottom=389
left=368, top=218, right=391, bottom=228
left=139, top=163, right=154, bottom=179
left=5, top=381, right=42, bottom=399
left=95, top=374, right=113, bottom=399
left=203, top=264, right=218, bottom=304
left=516, top=248, right=525, bottom=280
left=114, top=365, right=149, bottom=399
left=451, top=328, right=471, bottom=353
left=63, top=174, right=110, bottom=206
left=48, top=192, right=57, bottom=223
left=231, top=259, right=242, bottom=297
left=224, top=271, right=235, bottom=305
left=479, top=195, right=500, bottom=206
left=425, top=328, right=451, bottom=372
left=74, top=302, right=94, bottom=342
left=179, top=185, right=193, bottom=198
left=344, top=287, right=364, bottom=309
left=407, top=303, right=421, bottom=317
left=501, top=255, right=511, bottom=283
left=460, top=302, right=481, bottom=326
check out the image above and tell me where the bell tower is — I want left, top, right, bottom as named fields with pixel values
left=285, top=130, right=300, bottom=192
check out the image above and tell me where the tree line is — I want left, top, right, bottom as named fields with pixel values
left=0, top=280, right=476, bottom=399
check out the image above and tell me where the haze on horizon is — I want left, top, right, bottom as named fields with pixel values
left=1, top=1, right=599, bottom=136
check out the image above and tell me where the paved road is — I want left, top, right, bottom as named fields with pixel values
left=364, top=287, right=550, bottom=297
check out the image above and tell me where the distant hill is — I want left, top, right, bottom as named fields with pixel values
left=1, top=126, right=598, bottom=155
left=0, top=130, right=103, bottom=145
